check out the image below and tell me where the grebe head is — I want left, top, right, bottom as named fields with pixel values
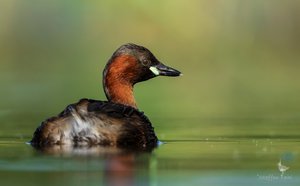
left=103, top=43, right=181, bottom=108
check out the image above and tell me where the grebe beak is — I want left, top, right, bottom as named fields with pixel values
left=150, top=63, right=181, bottom=77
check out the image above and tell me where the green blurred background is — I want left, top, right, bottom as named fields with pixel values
left=0, top=0, right=300, bottom=140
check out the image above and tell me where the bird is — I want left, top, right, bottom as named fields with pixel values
left=30, top=43, right=181, bottom=151
left=278, top=159, right=289, bottom=177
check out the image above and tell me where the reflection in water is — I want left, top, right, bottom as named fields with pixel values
left=32, top=145, right=156, bottom=186
left=104, top=153, right=135, bottom=186
left=0, top=140, right=299, bottom=186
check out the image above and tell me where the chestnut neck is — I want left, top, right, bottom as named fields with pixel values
left=103, top=55, right=138, bottom=108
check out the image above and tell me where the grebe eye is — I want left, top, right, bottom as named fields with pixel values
left=141, top=60, right=150, bottom=66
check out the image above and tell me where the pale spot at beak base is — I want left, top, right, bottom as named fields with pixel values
left=149, top=66, right=160, bottom=76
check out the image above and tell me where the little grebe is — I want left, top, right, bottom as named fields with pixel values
left=31, top=43, right=181, bottom=150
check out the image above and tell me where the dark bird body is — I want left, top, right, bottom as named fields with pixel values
left=31, top=43, right=181, bottom=151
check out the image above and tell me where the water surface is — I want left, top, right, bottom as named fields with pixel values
left=0, top=118, right=299, bottom=186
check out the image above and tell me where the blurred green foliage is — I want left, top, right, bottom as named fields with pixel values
left=0, top=0, right=300, bottom=138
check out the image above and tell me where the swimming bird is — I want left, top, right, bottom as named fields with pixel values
left=278, top=159, right=289, bottom=177
left=31, top=43, right=181, bottom=151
